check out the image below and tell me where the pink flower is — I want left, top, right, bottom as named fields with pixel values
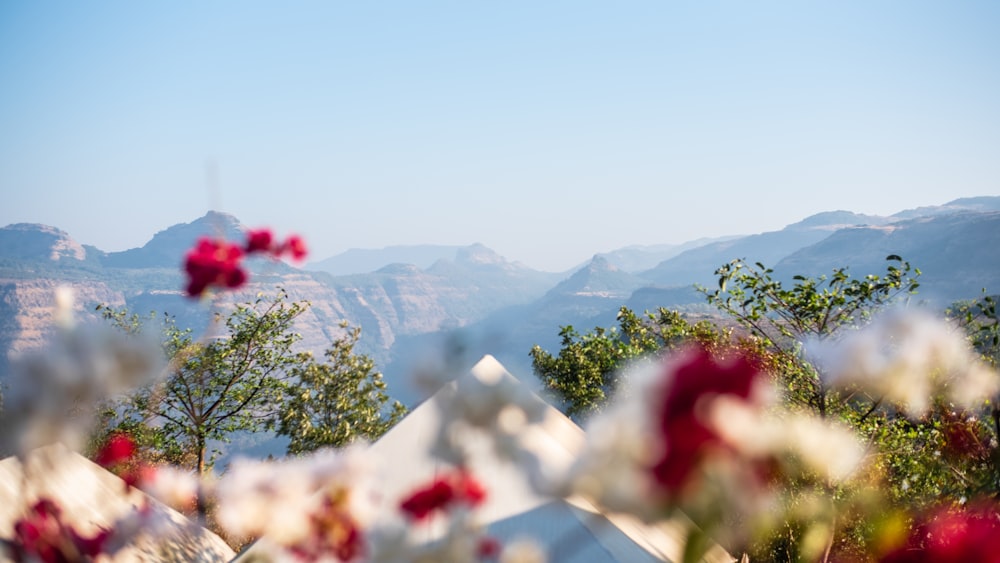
left=245, top=228, right=275, bottom=254
left=881, top=504, right=1000, bottom=562
left=8, top=499, right=111, bottom=562
left=651, top=346, right=765, bottom=495
left=399, top=469, right=487, bottom=521
left=281, top=235, right=308, bottom=262
left=183, top=237, right=248, bottom=297
left=95, top=433, right=136, bottom=468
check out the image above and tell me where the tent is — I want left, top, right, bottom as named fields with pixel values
left=365, top=355, right=733, bottom=563
left=0, top=444, right=234, bottom=562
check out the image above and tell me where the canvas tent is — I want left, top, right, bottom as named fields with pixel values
left=364, top=355, right=734, bottom=563
left=0, top=444, right=234, bottom=562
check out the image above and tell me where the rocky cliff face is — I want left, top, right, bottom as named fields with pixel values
left=0, top=279, right=126, bottom=372
left=0, top=215, right=556, bottom=381
left=0, top=224, right=88, bottom=262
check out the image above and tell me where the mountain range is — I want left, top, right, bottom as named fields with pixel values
left=2, top=197, right=999, bottom=406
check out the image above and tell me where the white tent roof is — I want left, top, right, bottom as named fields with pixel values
left=0, top=444, right=234, bottom=562
left=367, top=355, right=733, bottom=563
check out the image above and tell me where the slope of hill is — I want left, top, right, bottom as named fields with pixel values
left=101, top=211, right=245, bottom=269
left=639, top=210, right=897, bottom=288
left=307, top=244, right=466, bottom=276
left=775, top=211, right=1000, bottom=304
left=892, top=196, right=1000, bottom=220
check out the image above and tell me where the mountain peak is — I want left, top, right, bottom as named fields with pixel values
left=102, top=211, right=246, bottom=269
left=0, top=223, right=87, bottom=261
left=585, top=255, right=618, bottom=272
left=786, top=211, right=889, bottom=231
left=455, top=243, right=505, bottom=265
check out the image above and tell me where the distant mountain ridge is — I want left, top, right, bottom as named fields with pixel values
left=3, top=195, right=999, bottom=407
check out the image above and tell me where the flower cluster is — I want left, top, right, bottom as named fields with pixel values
left=184, top=228, right=307, bottom=297
left=399, top=469, right=487, bottom=521
left=809, top=309, right=999, bottom=418
left=0, top=288, right=159, bottom=457
left=3, top=499, right=113, bottom=563
left=208, top=447, right=375, bottom=561
left=650, top=347, right=767, bottom=495
left=880, top=504, right=1000, bottom=562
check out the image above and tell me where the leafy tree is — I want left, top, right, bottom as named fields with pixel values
left=530, top=307, right=728, bottom=419
left=533, top=255, right=1000, bottom=560
left=276, top=322, right=407, bottom=455
left=700, top=255, right=921, bottom=417
left=100, top=290, right=306, bottom=474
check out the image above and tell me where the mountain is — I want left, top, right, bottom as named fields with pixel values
left=775, top=211, right=1000, bottom=304
left=101, top=211, right=245, bottom=269
left=3, top=198, right=1000, bottom=408
left=0, top=215, right=561, bottom=392
left=640, top=210, right=893, bottom=288
left=381, top=255, right=650, bottom=404
left=0, top=224, right=91, bottom=263
left=891, top=196, right=1000, bottom=220
left=307, top=245, right=466, bottom=276
left=592, top=236, right=741, bottom=273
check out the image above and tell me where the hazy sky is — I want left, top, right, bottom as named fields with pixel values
left=2, top=2, right=998, bottom=272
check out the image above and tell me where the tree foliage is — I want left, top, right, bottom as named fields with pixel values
left=276, top=322, right=407, bottom=455
left=701, top=255, right=921, bottom=417
left=530, top=307, right=728, bottom=419
left=530, top=256, right=1000, bottom=559
left=100, top=290, right=306, bottom=474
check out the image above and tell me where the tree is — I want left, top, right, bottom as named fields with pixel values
left=532, top=256, right=1000, bottom=559
left=701, top=255, right=921, bottom=418
left=100, top=289, right=306, bottom=474
left=275, top=322, right=407, bottom=455
left=530, top=307, right=728, bottom=419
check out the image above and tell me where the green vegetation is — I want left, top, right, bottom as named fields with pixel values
left=97, top=289, right=404, bottom=474
left=531, top=256, right=1000, bottom=559
left=277, top=322, right=406, bottom=455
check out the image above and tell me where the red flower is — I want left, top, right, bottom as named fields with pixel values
left=281, top=235, right=308, bottom=262
left=8, top=499, right=111, bottom=562
left=399, top=469, right=487, bottom=521
left=95, top=434, right=136, bottom=468
left=650, top=346, right=764, bottom=495
left=477, top=537, right=502, bottom=559
left=183, top=237, right=248, bottom=297
left=245, top=228, right=275, bottom=254
left=881, top=505, right=1000, bottom=562
left=400, top=478, right=455, bottom=520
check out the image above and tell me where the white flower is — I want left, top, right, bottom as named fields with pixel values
left=500, top=538, right=547, bottom=563
left=556, top=360, right=663, bottom=519
left=0, top=289, right=160, bottom=455
left=214, top=447, right=377, bottom=551
left=809, top=309, right=1000, bottom=418
left=709, top=396, right=866, bottom=483
left=143, top=466, right=201, bottom=511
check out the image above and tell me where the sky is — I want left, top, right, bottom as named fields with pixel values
left=1, top=2, right=998, bottom=272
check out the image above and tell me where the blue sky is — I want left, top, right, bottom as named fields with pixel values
left=1, top=2, right=998, bottom=272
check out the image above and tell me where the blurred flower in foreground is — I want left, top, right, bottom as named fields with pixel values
left=879, top=504, right=1000, bottom=562
left=560, top=348, right=776, bottom=518
left=184, top=227, right=307, bottom=298
left=399, top=468, right=487, bottom=521
left=3, top=499, right=112, bottom=563
left=810, top=309, right=1000, bottom=418
left=214, top=446, right=374, bottom=561
left=430, top=361, right=548, bottom=469
left=0, top=287, right=160, bottom=456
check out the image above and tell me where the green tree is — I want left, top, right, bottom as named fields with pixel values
left=275, top=322, right=406, bottom=455
left=701, top=255, right=921, bottom=417
left=100, top=290, right=306, bottom=474
left=530, top=307, right=728, bottom=419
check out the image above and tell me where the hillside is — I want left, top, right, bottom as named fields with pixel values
left=3, top=196, right=999, bottom=406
